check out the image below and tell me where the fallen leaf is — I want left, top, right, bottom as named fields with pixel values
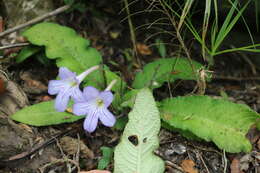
left=0, top=73, right=29, bottom=116
left=18, top=124, right=33, bottom=133
left=40, top=95, right=52, bottom=102
left=0, top=76, right=6, bottom=95
left=136, top=43, right=152, bottom=55
left=230, top=158, right=241, bottom=173
left=20, top=71, right=47, bottom=94
left=60, top=136, right=94, bottom=159
left=0, top=16, right=3, bottom=32
left=80, top=171, right=111, bottom=173
left=240, top=154, right=252, bottom=171
left=181, top=159, right=198, bottom=173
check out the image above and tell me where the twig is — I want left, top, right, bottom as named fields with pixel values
left=199, top=154, right=210, bottom=173
left=0, top=4, right=71, bottom=38
left=123, top=0, right=140, bottom=67
left=223, top=150, right=227, bottom=173
left=39, top=158, right=80, bottom=173
left=0, top=42, right=30, bottom=50
left=213, top=75, right=260, bottom=81
left=75, top=134, right=80, bottom=163
left=165, top=161, right=185, bottom=173
left=0, top=127, right=79, bottom=166
left=230, top=45, right=257, bottom=75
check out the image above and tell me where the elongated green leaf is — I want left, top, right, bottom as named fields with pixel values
left=16, top=45, right=42, bottom=63
left=114, top=89, right=164, bottom=173
left=160, top=96, right=260, bottom=153
left=22, top=22, right=101, bottom=74
left=132, top=58, right=206, bottom=89
left=120, top=89, right=139, bottom=108
left=155, top=38, right=166, bottom=58
left=11, top=101, right=84, bottom=126
left=98, top=147, right=114, bottom=170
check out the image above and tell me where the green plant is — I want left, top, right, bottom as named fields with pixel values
left=114, top=89, right=164, bottom=173
left=12, top=22, right=125, bottom=126
left=98, top=147, right=114, bottom=170
left=132, top=58, right=207, bottom=89
left=160, top=0, right=260, bottom=65
left=160, top=95, right=260, bottom=153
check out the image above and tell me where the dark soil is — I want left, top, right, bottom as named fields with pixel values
left=0, top=1, right=260, bottom=173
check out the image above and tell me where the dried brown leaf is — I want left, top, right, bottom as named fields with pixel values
left=136, top=43, right=152, bottom=55
left=0, top=76, right=6, bottom=95
left=0, top=16, right=3, bottom=33
left=181, top=159, right=198, bottom=173
left=60, top=136, right=94, bottom=159
left=230, top=158, right=243, bottom=173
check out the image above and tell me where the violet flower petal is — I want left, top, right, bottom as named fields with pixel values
left=73, top=102, right=93, bottom=116
left=99, top=108, right=116, bottom=127
left=84, top=109, right=99, bottom=133
left=99, top=91, right=113, bottom=107
left=58, top=67, right=76, bottom=80
left=71, top=87, right=84, bottom=102
left=83, top=86, right=99, bottom=101
left=48, top=80, right=70, bottom=95
left=55, top=88, right=71, bottom=112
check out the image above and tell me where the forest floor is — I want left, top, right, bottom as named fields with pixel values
left=0, top=1, right=260, bottom=173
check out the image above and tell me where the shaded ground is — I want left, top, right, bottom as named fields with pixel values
left=0, top=1, right=260, bottom=172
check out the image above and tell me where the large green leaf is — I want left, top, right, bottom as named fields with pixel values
left=160, top=96, right=260, bottom=153
left=23, top=22, right=126, bottom=101
left=11, top=101, right=84, bottom=126
left=114, top=89, right=165, bottom=173
left=23, top=22, right=101, bottom=74
left=132, top=58, right=207, bottom=89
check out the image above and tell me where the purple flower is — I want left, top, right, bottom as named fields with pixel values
left=73, top=86, right=116, bottom=133
left=48, top=66, right=99, bottom=112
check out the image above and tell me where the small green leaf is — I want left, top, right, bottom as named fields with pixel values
left=160, top=96, right=260, bottom=153
left=16, top=45, right=41, bottom=63
left=35, top=52, right=52, bottom=66
left=98, top=147, right=114, bottom=170
left=114, top=89, right=165, bottom=173
left=132, top=58, right=206, bottom=89
left=155, top=38, right=166, bottom=58
left=11, top=101, right=84, bottom=126
left=22, top=22, right=101, bottom=74
left=114, top=116, right=128, bottom=131
left=120, top=89, right=139, bottom=108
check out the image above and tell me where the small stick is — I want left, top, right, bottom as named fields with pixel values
left=223, top=150, right=227, bottom=173
left=199, top=154, right=210, bottom=173
left=0, top=4, right=71, bottom=38
left=0, top=16, right=3, bottom=33
left=213, top=75, right=260, bottom=81
left=0, top=42, right=30, bottom=50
